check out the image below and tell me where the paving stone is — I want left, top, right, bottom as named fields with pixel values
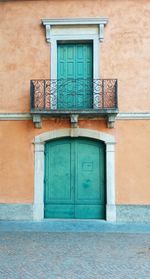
left=0, top=232, right=150, bottom=279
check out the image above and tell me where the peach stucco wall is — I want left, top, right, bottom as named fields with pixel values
left=0, top=0, right=150, bottom=112
left=115, top=120, right=150, bottom=204
left=0, top=0, right=150, bottom=206
left=0, top=119, right=150, bottom=204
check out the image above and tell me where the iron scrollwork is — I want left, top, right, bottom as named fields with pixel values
left=30, top=79, right=118, bottom=111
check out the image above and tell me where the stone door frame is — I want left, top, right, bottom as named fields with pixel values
left=33, top=128, right=116, bottom=222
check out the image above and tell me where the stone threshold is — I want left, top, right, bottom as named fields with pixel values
left=0, top=220, right=150, bottom=233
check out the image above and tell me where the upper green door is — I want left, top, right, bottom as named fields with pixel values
left=57, top=43, right=93, bottom=109
left=44, top=138, right=106, bottom=219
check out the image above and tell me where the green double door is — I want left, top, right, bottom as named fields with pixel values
left=44, top=138, right=106, bottom=219
left=57, top=42, right=93, bottom=109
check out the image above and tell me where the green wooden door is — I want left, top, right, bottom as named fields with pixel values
left=44, top=138, right=105, bottom=219
left=57, top=43, right=93, bottom=109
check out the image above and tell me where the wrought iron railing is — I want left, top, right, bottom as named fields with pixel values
left=30, top=79, right=118, bottom=112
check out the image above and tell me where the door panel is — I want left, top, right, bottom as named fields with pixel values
left=76, top=141, right=103, bottom=202
left=44, top=138, right=105, bottom=219
left=45, top=205, right=75, bottom=219
left=44, top=139, right=74, bottom=218
left=75, top=205, right=105, bottom=219
left=75, top=140, right=105, bottom=219
left=57, top=43, right=93, bottom=109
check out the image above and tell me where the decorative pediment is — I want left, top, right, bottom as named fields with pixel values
left=42, top=18, right=108, bottom=43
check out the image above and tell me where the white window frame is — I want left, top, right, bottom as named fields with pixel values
left=42, top=18, right=108, bottom=109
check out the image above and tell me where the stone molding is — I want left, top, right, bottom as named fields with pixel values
left=0, top=112, right=150, bottom=120
left=117, top=112, right=150, bottom=120
left=42, top=18, right=109, bottom=25
left=0, top=113, right=32, bottom=120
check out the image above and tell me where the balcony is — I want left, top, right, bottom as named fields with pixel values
left=30, top=79, right=118, bottom=128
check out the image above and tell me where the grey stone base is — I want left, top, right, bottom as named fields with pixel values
left=0, top=204, right=33, bottom=220
left=0, top=204, right=150, bottom=223
left=116, top=205, right=150, bottom=223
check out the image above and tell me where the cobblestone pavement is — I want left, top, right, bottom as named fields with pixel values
left=0, top=232, right=150, bottom=279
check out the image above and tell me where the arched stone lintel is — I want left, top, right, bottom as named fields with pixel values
left=34, top=128, right=115, bottom=144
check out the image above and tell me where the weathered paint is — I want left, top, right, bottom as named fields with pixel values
left=0, top=0, right=150, bottom=112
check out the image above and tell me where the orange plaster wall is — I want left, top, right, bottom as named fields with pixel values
left=0, top=0, right=150, bottom=112
left=0, top=0, right=150, bottom=205
left=0, top=119, right=150, bottom=204
left=0, top=121, right=34, bottom=203
left=116, top=120, right=150, bottom=205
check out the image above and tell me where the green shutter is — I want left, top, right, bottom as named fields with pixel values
left=57, top=43, right=93, bottom=109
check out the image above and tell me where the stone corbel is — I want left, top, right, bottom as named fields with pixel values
left=70, top=114, right=79, bottom=128
left=107, top=114, right=117, bottom=128
left=33, top=115, right=42, bottom=128
left=45, top=24, right=51, bottom=43
left=99, top=24, right=105, bottom=42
